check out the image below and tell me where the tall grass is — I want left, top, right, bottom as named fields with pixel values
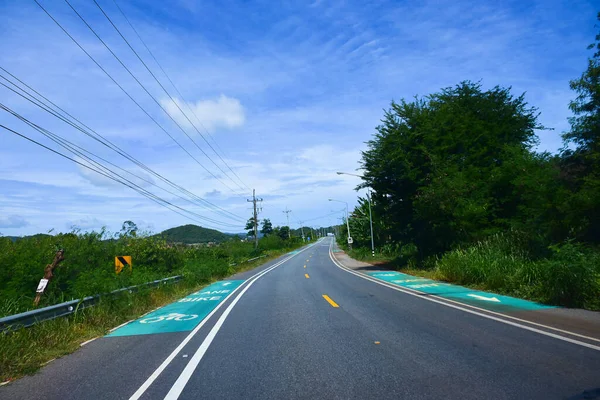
left=0, top=232, right=303, bottom=317
left=0, top=234, right=304, bottom=382
left=435, top=233, right=600, bottom=309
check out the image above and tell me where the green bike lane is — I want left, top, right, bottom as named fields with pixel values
left=365, top=271, right=553, bottom=313
left=108, top=280, right=245, bottom=337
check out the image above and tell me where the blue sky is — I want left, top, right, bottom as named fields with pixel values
left=0, top=0, right=597, bottom=236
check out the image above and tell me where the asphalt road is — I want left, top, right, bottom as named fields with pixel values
left=2, top=237, right=599, bottom=400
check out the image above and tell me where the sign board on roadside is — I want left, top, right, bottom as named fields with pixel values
left=347, top=237, right=353, bottom=244
left=115, top=256, right=132, bottom=274
left=36, top=278, right=49, bottom=293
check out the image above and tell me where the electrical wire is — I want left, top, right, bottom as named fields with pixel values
left=0, top=104, right=242, bottom=228
left=95, top=0, right=251, bottom=193
left=33, top=0, right=245, bottom=198
left=0, top=68, right=244, bottom=222
left=63, top=0, right=247, bottom=196
left=111, top=0, right=250, bottom=192
left=0, top=122, right=242, bottom=229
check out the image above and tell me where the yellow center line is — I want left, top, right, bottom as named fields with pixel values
left=304, top=265, right=306, bottom=268
left=322, top=294, right=339, bottom=308
left=305, top=273, right=310, bottom=279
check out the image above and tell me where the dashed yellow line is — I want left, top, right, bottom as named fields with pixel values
left=322, top=294, right=339, bottom=308
left=304, top=265, right=306, bottom=268
left=305, top=273, right=310, bottom=279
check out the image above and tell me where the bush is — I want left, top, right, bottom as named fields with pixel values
left=533, top=243, right=600, bottom=308
left=436, top=233, right=530, bottom=290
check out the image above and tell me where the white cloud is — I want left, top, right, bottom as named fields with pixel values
left=161, top=95, right=245, bottom=132
left=0, top=215, right=29, bottom=229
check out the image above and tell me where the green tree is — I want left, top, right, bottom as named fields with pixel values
left=560, top=12, right=600, bottom=243
left=361, top=81, right=543, bottom=258
left=260, top=219, right=273, bottom=236
left=277, top=226, right=290, bottom=240
left=120, top=220, right=138, bottom=238
left=564, top=12, right=600, bottom=157
left=245, top=217, right=257, bottom=238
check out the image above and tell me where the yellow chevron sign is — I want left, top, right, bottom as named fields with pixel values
left=115, top=256, right=132, bottom=274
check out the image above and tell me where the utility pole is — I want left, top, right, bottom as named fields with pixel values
left=283, top=208, right=292, bottom=239
left=247, top=189, right=263, bottom=249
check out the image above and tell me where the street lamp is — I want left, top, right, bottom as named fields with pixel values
left=336, top=171, right=375, bottom=257
left=328, top=198, right=352, bottom=250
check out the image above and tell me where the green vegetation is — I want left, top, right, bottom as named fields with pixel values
left=0, top=225, right=303, bottom=317
left=157, top=224, right=233, bottom=244
left=0, top=225, right=305, bottom=381
left=341, top=13, right=600, bottom=310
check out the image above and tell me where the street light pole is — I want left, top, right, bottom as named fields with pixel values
left=366, top=189, right=375, bottom=257
left=336, top=171, right=375, bottom=256
left=329, top=199, right=351, bottom=250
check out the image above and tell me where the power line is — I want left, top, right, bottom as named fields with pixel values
left=96, top=0, right=251, bottom=193
left=0, top=68, right=244, bottom=223
left=0, top=104, right=242, bottom=228
left=0, top=92, right=235, bottom=226
left=0, top=122, right=242, bottom=229
left=0, top=74, right=241, bottom=223
left=111, top=0, right=250, bottom=192
left=301, top=208, right=347, bottom=223
left=61, top=0, right=245, bottom=196
left=33, top=0, right=245, bottom=198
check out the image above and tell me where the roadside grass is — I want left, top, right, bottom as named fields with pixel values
left=0, top=246, right=302, bottom=383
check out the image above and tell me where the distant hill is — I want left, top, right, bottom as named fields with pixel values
left=4, top=234, right=52, bottom=242
left=158, top=224, right=232, bottom=244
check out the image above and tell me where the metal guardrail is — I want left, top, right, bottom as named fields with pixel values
left=229, top=254, right=267, bottom=267
left=0, top=275, right=182, bottom=332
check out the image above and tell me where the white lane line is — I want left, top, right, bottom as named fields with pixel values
left=165, top=263, right=276, bottom=398
left=327, top=240, right=600, bottom=351
left=109, top=319, right=135, bottom=333
left=80, top=337, right=98, bottom=347
left=129, top=243, right=316, bottom=400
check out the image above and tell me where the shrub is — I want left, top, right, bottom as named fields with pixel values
left=436, top=232, right=530, bottom=290
left=533, top=243, right=600, bottom=308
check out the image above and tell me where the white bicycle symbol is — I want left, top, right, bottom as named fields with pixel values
left=140, top=312, right=198, bottom=324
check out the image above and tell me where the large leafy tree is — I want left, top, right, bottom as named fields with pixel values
left=564, top=12, right=600, bottom=157
left=245, top=217, right=257, bottom=238
left=560, top=13, right=600, bottom=242
left=361, top=81, right=543, bottom=258
left=277, top=226, right=290, bottom=240
left=260, top=219, right=273, bottom=236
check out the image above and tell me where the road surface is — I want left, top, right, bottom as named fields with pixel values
left=2, top=237, right=599, bottom=400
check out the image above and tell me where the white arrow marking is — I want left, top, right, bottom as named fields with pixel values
left=468, top=294, right=501, bottom=302
left=222, top=282, right=232, bottom=286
